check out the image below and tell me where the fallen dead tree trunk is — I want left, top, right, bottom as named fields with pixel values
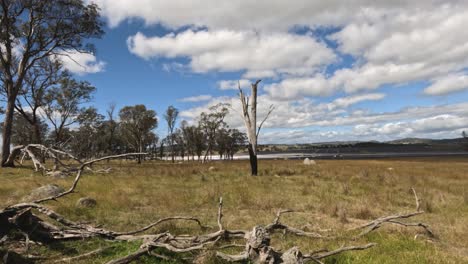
left=6, top=144, right=84, bottom=173
left=7, top=144, right=124, bottom=176
left=0, top=152, right=434, bottom=263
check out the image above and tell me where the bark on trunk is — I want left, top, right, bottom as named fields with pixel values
left=33, top=121, right=42, bottom=144
left=137, top=143, right=143, bottom=164
left=5, top=145, right=24, bottom=167
left=239, top=80, right=262, bottom=176
left=2, top=97, right=16, bottom=167
left=32, top=122, right=47, bottom=163
left=248, top=144, right=258, bottom=176
left=171, top=142, right=175, bottom=163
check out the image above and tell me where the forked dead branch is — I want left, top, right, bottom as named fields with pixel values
left=6, top=144, right=114, bottom=175
left=0, top=151, right=434, bottom=263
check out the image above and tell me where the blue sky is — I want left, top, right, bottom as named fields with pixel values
left=60, top=1, right=468, bottom=143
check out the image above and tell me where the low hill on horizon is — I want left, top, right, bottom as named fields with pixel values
left=258, top=137, right=467, bottom=154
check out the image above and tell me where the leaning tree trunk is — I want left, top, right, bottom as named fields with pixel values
left=2, top=95, right=16, bottom=167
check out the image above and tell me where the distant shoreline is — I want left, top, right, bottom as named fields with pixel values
left=235, top=151, right=468, bottom=160
left=162, top=151, right=468, bottom=161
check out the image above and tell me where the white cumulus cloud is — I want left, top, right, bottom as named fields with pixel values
left=218, top=79, right=251, bottom=90
left=87, top=0, right=468, bottom=142
left=90, top=0, right=465, bottom=31
left=178, top=95, right=213, bottom=102
left=56, top=50, right=106, bottom=75
left=424, top=73, right=468, bottom=95
left=127, top=30, right=335, bottom=78
left=325, top=93, right=386, bottom=111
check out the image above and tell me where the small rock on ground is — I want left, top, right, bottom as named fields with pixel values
left=76, top=197, right=97, bottom=208
left=23, top=184, right=65, bottom=202
left=47, top=171, right=69, bottom=178
left=303, top=158, right=316, bottom=165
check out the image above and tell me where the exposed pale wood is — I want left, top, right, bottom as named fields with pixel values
left=216, top=251, right=248, bottom=262
left=257, top=104, right=275, bottom=137
left=0, top=235, right=7, bottom=245
left=116, top=216, right=209, bottom=236
left=217, top=197, right=224, bottom=230
left=238, top=79, right=271, bottom=175
left=350, top=188, right=434, bottom=239
left=387, top=220, right=434, bottom=237
left=24, top=147, right=47, bottom=172
left=5, top=145, right=26, bottom=166
left=305, top=243, right=376, bottom=260
left=266, top=209, right=325, bottom=239
left=216, top=243, right=245, bottom=249
left=411, top=187, right=421, bottom=212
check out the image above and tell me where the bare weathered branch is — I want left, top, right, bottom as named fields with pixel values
left=411, top=187, right=421, bottom=212
left=305, top=243, right=376, bottom=260
left=350, top=188, right=433, bottom=239
left=265, top=209, right=325, bottom=239
left=0, top=235, right=8, bottom=245
left=116, top=216, right=209, bottom=236
left=352, top=211, right=424, bottom=238
left=30, top=153, right=147, bottom=204
left=256, top=104, right=275, bottom=137
left=217, top=197, right=224, bottom=231
left=216, top=251, right=248, bottom=262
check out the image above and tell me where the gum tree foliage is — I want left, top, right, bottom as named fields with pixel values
left=119, top=104, right=158, bottom=163
left=14, top=59, right=61, bottom=144
left=173, top=128, right=186, bottom=160
left=104, top=103, right=118, bottom=155
left=164, top=105, right=179, bottom=162
left=0, top=0, right=104, bottom=166
left=68, top=107, right=105, bottom=159
left=181, top=123, right=205, bottom=161
left=199, top=103, right=229, bottom=161
left=177, top=120, right=190, bottom=160
left=6, top=112, right=47, bottom=145
left=216, top=128, right=247, bottom=160
left=42, top=75, right=96, bottom=146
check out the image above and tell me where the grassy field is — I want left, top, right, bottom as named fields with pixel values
left=1, top=157, right=468, bottom=263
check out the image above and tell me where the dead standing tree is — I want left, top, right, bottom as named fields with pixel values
left=463, top=131, right=468, bottom=151
left=238, top=80, right=274, bottom=176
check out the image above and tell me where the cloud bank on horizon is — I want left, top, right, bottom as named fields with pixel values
left=86, top=0, right=468, bottom=143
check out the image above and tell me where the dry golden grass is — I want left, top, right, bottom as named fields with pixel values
left=1, top=157, right=468, bottom=263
